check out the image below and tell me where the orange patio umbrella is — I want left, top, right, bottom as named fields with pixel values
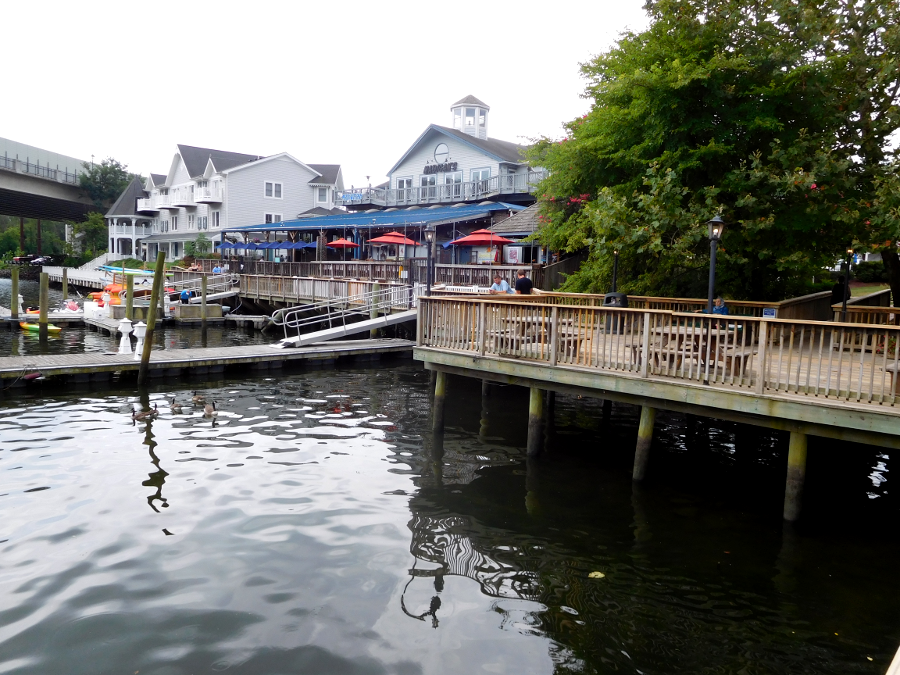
left=368, top=231, right=418, bottom=246
left=325, top=238, right=360, bottom=248
left=448, top=229, right=514, bottom=246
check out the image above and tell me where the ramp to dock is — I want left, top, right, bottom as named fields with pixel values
left=273, top=309, right=417, bottom=348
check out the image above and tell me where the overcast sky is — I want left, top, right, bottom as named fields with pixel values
left=5, top=0, right=649, bottom=189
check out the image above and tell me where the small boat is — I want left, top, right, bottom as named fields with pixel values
left=20, top=322, right=62, bottom=333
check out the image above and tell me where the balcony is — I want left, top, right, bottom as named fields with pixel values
left=170, top=189, right=196, bottom=207
left=156, top=194, right=177, bottom=209
left=136, top=198, right=159, bottom=213
left=196, top=186, right=223, bottom=203
left=335, top=170, right=547, bottom=208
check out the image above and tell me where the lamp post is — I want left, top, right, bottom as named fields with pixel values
left=424, top=225, right=436, bottom=295
left=706, top=216, right=726, bottom=314
left=610, top=250, right=619, bottom=293
left=841, top=247, right=853, bottom=322
left=132, top=321, right=146, bottom=361
left=117, top=317, right=133, bottom=355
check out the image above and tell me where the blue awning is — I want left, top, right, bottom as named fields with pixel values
left=229, top=202, right=525, bottom=234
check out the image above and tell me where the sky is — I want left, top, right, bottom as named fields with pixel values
left=4, top=0, right=649, bottom=190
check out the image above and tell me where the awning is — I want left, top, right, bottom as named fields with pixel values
left=229, top=202, right=524, bottom=234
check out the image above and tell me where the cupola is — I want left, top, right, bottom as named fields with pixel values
left=450, top=96, right=489, bottom=140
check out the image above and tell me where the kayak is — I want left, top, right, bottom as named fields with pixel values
left=20, top=322, right=62, bottom=333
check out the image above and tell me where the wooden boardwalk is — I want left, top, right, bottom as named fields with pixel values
left=0, top=338, right=414, bottom=382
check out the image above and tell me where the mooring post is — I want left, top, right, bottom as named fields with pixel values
left=125, top=275, right=134, bottom=321
left=432, top=370, right=447, bottom=431
left=481, top=380, right=490, bottom=398
left=633, top=405, right=656, bottom=481
left=526, top=387, right=544, bottom=457
left=201, top=275, right=208, bottom=329
left=62, top=268, right=68, bottom=301
left=137, top=252, right=167, bottom=385
left=370, top=281, right=380, bottom=338
left=38, top=272, right=49, bottom=337
left=10, top=267, right=19, bottom=321
left=783, top=431, right=807, bottom=522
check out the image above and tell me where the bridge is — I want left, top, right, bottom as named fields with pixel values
left=0, top=136, right=97, bottom=222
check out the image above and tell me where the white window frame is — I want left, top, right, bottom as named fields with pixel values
left=171, top=215, right=178, bottom=231
left=212, top=211, right=220, bottom=228
left=317, top=187, right=328, bottom=203
left=470, top=167, right=491, bottom=181
left=264, top=213, right=283, bottom=224
left=197, top=215, right=208, bottom=230
left=264, top=181, right=283, bottom=199
left=187, top=214, right=195, bottom=229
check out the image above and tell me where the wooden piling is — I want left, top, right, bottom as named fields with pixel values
left=38, top=272, right=49, bottom=335
left=432, top=370, right=447, bottom=432
left=370, top=281, right=380, bottom=338
left=137, top=252, right=167, bottom=385
left=783, top=431, right=807, bottom=522
left=201, top=275, right=208, bottom=329
left=10, top=268, right=19, bottom=321
left=527, top=387, right=543, bottom=457
left=633, top=406, right=656, bottom=481
left=481, top=380, right=490, bottom=397
left=125, top=275, right=134, bottom=321
left=62, top=268, right=68, bottom=300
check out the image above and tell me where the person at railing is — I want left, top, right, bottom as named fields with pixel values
left=489, top=274, right=515, bottom=294
left=515, top=270, right=534, bottom=295
left=694, top=296, right=729, bottom=315
left=212, top=263, right=222, bottom=274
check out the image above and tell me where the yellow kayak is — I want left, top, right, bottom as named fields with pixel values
left=20, top=322, right=62, bottom=333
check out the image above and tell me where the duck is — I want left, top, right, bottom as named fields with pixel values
left=203, top=400, right=218, bottom=418
left=132, top=403, right=159, bottom=421
left=192, top=391, right=206, bottom=404
left=169, top=397, right=183, bottom=414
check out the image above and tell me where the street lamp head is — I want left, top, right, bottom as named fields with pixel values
left=424, top=225, right=436, bottom=244
left=707, top=215, right=726, bottom=241
left=132, top=321, right=147, bottom=339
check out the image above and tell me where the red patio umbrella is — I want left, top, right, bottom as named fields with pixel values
left=368, top=231, right=418, bottom=246
left=326, top=238, right=360, bottom=248
left=448, top=230, right=514, bottom=246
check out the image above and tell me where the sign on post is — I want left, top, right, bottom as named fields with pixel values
left=762, top=308, right=777, bottom=319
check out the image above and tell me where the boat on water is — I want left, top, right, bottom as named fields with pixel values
left=20, top=322, right=62, bottom=333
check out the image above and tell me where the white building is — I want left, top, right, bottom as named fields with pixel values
left=106, top=144, right=343, bottom=259
left=337, top=96, right=545, bottom=210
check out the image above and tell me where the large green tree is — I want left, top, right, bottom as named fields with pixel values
left=78, top=157, right=138, bottom=208
left=528, top=0, right=899, bottom=300
left=72, top=212, right=109, bottom=256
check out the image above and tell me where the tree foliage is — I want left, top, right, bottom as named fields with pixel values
left=528, top=0, right=900, bottom=300
left=73, top=212, right=108, bottom=257
left=78, top=157, right=138, bottom=208
left=184, top=233, right=211, bottom=258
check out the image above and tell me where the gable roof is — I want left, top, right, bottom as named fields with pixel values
left=149, top=173, right=167, bottom=187
left=307, top=164, right=341, bottom=185
left=106, top=178, right=148, bottom=217
left=387, top=124, right=526, bottom=175
left=221, top=151, right=317, bottom=176
left=297, top=206, right=347, bottom=218
left=489, top=203, right=539, bottom=235
left=177, top=144, right=261, bottom=177
left=452, top=95, right=489, bottom=108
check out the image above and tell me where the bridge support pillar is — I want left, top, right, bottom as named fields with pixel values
left=633, top=406, right=656, bottom=481
left=432, top=371, right=447, bottom=432
left=526, top=387, right=543, bottom=457
left=783, top=431, right=807, bottom=522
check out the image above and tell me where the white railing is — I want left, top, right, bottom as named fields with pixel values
left=170, top=189, right=195, bottom=206
left=336, top=170, right=548, bottom=207
left=195, top=186, right=223, bottom=202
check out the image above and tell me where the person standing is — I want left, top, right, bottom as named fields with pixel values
left=515, top=270, right=533, bottom=295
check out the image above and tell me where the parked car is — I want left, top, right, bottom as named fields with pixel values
left=30, top=256, right=54, bottom=266
left=12, top=254, right=36, bottom=264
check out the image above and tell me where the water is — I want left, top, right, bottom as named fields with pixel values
left=0, top=364, right=898, bottom=674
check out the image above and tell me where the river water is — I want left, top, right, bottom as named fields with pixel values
left=0, top=362, right=897, bottom=674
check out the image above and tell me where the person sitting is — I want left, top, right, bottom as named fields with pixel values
left=489, top=274, right=514, bottom=294
left=212, top=263, right=222, bottom=274
left=514, top=270, right=533, bottom=295
left=695, top=296, right=729, bottom=314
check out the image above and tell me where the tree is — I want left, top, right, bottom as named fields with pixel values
left=73, top=212, right=108, bottom=256
left=184, top=233, right=211, bottom=258
left=78, top=157, right=138, bottom=208
left=527, top=0, right=899, bottom=300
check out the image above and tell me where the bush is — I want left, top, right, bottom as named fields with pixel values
left=852, top=260, right=888, bottom=283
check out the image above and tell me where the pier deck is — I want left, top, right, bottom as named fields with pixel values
left=0, top=338, right=414, bottom=383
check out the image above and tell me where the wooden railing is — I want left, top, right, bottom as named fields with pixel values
left=418, top=297, right=900, bottom=407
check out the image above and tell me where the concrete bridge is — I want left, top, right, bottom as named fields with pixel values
left=0, top=136, right=97, bottom=221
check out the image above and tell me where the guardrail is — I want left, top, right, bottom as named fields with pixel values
left=241, top=274, right=420, bottom=308
left=418, top=296, right=900, bottom=407
left=0, top=154, right=80, bottom=184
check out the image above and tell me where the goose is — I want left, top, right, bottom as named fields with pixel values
left=169, top=398, right=183, bottom=414
left=132, top=403, right=159, bottom=421
left=192, top=391, right=206, bottom=404
left=203, top=400, right=218, bottom=418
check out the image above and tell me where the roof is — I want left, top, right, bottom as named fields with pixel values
left=297, top=207, right=347, bottom=218
left=149, top=173, right=167, bottom=186
left=307, top=164, right=341, bottom=185
left=451, top=95, right=489, bottom=109
left=489, top=203, right=539, bottom=235
left=177, top=144, right=261, bottom=177
left=105, top=178, right=148, bottom=217
left=388, top=125, right=527, bottom=175
left=231, top=202, right=524, bottom=233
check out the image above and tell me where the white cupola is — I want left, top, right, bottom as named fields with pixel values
left=450, top=95, right=490, bottom=140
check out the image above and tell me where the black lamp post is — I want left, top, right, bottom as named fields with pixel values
left=706, top=216, right=726, bottom=314
left=425, top=225, right=436, bottom=295
left=610, top=249, right=619, bottom=293
left=841, top=247, right=853, bottom=322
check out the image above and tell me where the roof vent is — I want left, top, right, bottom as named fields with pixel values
left=384, top=207, right=398, bottom=212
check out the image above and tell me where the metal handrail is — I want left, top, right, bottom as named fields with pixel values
left=171, top=273, right=238, bottom=295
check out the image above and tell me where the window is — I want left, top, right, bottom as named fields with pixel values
left=172, top=242, right=179, bottom=258
left=453, top=109, right=461, bottom=129
left=265, top=181, right=283, bottom=198
left=265, top=213, right=282, bottom=224
left=187, top=214, right=194, bottom=229
left=444, top=171, right=462, bottom=198
left=171, top=216, right=178, bottom=231
left=420, top=175, right=436, bottom=200
left=198, top=180, right=208, bottom=188
left=478, top=108, right=486, bottom=126
left=465, top=108, right=475, bottom=126
left=198, top=216, right=208, bottom=230
left=471, top=168, right=491, bottom=196
left=317, top=187, right=328, bottom=202
left=161, top=220, right=169, bottom=232
left=212, top=211, right=220, bottom=228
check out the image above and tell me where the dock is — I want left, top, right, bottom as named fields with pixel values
left=0, top=338, right=414, bottom=385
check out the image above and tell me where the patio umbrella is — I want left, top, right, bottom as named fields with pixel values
left=239, top=242, right=260, bottom=250
left=326, top=238, right=360, bottom=248
left=216, top=241, right=234, bottom=249
left=449, top=230, right=514, bottom=246
left=368, top=231, right=417, bottom=246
